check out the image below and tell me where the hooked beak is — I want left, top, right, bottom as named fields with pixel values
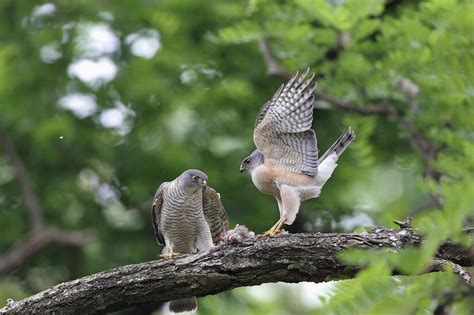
left=239, top=165, right=244, bottom=173
left=202, top=179, right=207, bottom=187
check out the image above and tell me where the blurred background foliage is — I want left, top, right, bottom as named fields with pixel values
left=0, top=0, right=472, bottom=314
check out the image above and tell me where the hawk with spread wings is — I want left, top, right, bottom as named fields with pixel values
left=240, top=69, right=355, bottom=236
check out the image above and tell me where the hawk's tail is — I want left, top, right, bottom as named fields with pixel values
left=169, top=297, right=197, bottom=313
left=318, top=127, right=356, bottom=164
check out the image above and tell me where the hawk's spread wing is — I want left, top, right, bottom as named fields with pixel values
left=151, top=182, right=169, bottom=245
left=253, top=69, right=318, bottom=176
left=202, top=186, right=229, bottom=244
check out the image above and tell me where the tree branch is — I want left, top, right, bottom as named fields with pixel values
left=256, top=38, right=399, bottom=116
left=1, top=229, right=472, bottom=314
left=256, top=38, right=403, bottom=118
left=256, top=38, right=442, bottom=183
left=426, top=258, right=472, bottom=285
left=0, top=228, right=91, bottom=278
left=0, top=124, right=91, bottom=278
left=315, top=90, right=398, bottom=116
left=0, top=125, right=44, bottom=231
left=257, top=38, right=290, bottom=79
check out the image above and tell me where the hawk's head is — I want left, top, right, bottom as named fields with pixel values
left=178, top=169, right=208, bottom=191
left=240, top=149, right=264, bottom=174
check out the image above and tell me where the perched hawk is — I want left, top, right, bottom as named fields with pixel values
left=151, top=169, right=229, bottom=313
left=240, top=69, right=355, bottom=236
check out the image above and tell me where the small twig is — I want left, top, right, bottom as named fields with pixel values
left=392, top=114, right=442, bottom=182
left=257, top=38, right=291, bottom=79
left=257, top=39, right=396, bottom=116
left=393, top=217, right=413, bottom=229
left=426, top=258, right=472, bottom=285
left=315, top=90, right=397, bottom=116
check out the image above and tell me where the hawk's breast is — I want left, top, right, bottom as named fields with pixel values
left=251, top=163, right=278, bottom=195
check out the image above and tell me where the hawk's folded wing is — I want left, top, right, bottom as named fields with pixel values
left=151, top=182, right=169, bottom=245
left=202, top=186, right=229, bottom=244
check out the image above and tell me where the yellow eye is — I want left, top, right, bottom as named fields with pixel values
left=192, top=175, right=197, bottom=181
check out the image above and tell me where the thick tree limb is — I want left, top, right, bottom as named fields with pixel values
left=1, top=228, right=472, bottom=314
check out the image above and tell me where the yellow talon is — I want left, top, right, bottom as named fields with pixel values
left=259, top=227, right=282, bottom=237
left=159, top=251, right=182, bottom=259
left=259, top=217, right=286, bottom=237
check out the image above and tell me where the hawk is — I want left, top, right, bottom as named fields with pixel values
left=240, top=69, right=355, bottom=236
left=151, top=169, right=229, bottom=313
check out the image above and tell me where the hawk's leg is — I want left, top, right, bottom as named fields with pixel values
left=261, top=184, right=300, bottom=236
left=260, top=215, right=286, bottom=237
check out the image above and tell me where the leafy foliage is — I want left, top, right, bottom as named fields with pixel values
left=0, top=0, right=472, bottom=314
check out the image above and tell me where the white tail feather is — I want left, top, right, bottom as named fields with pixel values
left=315, top=153, right=338, bottom=186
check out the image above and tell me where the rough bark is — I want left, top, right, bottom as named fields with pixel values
left=1, top=228, right=472, bottom=314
